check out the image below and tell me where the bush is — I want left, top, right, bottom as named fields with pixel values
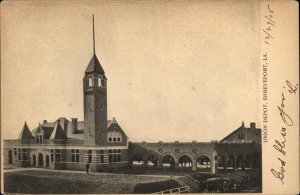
left=133, top=179, right=181, bottom=194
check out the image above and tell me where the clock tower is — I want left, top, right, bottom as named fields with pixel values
left=83, top=15, right=107, bottom=145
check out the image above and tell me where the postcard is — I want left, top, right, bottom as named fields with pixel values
left=1, top=0, right=298, bottom=194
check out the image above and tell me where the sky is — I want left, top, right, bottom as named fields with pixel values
left=1, top=0, right=261, bottom=142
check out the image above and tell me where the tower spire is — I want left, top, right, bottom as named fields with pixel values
left=85, top=15, right=106, bottom=75
left=93, top=14, right=95, bottom=55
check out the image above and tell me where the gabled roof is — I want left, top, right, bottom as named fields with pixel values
left=220, top=122, right=245, bottom=142
left=85, top=54, right=106, bottom=77
left=35, top=123, right=45, bottom=135
left=107, top=117, right=128, bottom=138
left=29, top=117, right=126, bottom=140
left=32, top=125, right=54, bottom=139
left=58, top=117, right=69, bottom=129
left=50, top=120, right=67, bottom=139
left=220, top=122, right=261, bottom=143
left=18, top=122, right=34, bottom=140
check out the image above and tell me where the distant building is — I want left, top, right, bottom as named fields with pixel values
left=128, top=122, right=261, bottom=173
left=3, top=16, right=261, bottom=174
left=215, top=122, right=262, bottom=172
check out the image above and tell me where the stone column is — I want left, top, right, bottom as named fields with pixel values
left=174, top=160, right=179, bottom=170
left=224, top=155, right=228, bottom=172
left=37, top=154, right=40, bottom=167
left=192, top=160, right=197, bottom=171
left=233, top=155, right=237, bottom=172
left=30, top=155, right=33, bottom=167
left=211, top=154, right=216, bottom=173
left=43, top=154, right=47, bottom=167
left=158, top=158, right=163, bottom=169
left=242, top=155, right=245, bottom=170
left=143, top=160, right=148, bottom=168
left=35, top=155, right=38, bottom=167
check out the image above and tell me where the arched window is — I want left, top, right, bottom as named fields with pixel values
left=88, top=77, right=93, bottom=86
left=98, top=76, right=104, bottom=87
left=98, top=77, right=102, bottom=87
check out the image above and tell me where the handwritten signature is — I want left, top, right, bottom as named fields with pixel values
left=271, top=80, right=298, bottom=185
left=277, top=80, right=297, bottom=126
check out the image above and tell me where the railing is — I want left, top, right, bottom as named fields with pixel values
left=154, top=186, right=189, bottom=194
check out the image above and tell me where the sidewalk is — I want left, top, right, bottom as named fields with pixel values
left=3, top=167, right=180, bottom=178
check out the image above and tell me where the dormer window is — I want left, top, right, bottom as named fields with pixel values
left=238, top=132, right=245, bottom=139
left=88, top=77, right=93, bottom=86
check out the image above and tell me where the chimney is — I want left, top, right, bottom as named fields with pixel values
left=71, top=118, right=78, bottom=134
left=43, top=120, right=47, bottom=124
left=250, top=122, right=256, bottom=129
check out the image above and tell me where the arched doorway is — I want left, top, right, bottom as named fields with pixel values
left=46, top=155, right=50, bottom=167
left=38, top=153, right=44, bottom=167
left=162, top=155, right=175, bottom=169
left=196, top=156, right=211, bottom=172
left=8, top=150, right=13, bottom=165
left=146, top=154, right=159, bottom=168
left=132, top=154, right=144, bottom=167
left=178, top=155, right=192, bottom=170
left=32, top=154, right=36, bottom=166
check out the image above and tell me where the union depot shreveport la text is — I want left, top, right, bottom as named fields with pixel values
left=3, top=16, right=262, bottom=174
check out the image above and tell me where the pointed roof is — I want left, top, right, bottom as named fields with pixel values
left=85, top=54, right=106, bottom=76
left=18, top=122, right=34, bottom=140
left=35, top=123, right=45, bottom=135
left=50, top=120, right=67, bottom=139
left=107, top=117, right=117, bottom=128
left=220, top=122, right=245, bottom=142
left=220, top=121, right=261, bottom=143
left=32, top=125, right=54, bottom=139
left=107, top=117, right=128, bottom=138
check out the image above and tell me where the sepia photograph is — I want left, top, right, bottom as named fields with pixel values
left=1, top=0, right=298, bottom=194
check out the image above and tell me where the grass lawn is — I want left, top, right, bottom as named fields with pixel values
left=106, top=166, right=198, bottom=176
left=4, top=170, right=169, bottom=194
